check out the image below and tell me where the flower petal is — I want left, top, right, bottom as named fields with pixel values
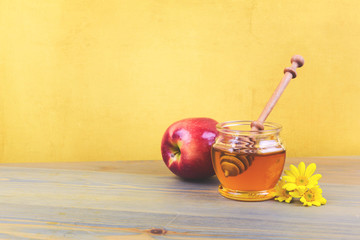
left=309, top=174, right=322, bottom=181
left=309, top=174, right=322, bottom=184
left=289, top=190, right=302, bottom=198
left=289, top=164, right=300, bottom=177
left=282, top=176, right=296, bottom=183
left=298, top=162, right=306, bottom=176
left=305, top=163, right=316, bottom=178
left=283, top=183, right=297, bottom=191
left=315, top=186, right=323, bottom=194
left=297, top=185, right=307, bottom=192
left=284, top=170, right=295, bottom=177
left=307, top=183, right=316, bottom=189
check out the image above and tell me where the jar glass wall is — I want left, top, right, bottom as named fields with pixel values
left=211, top=121, right=285, bottom=201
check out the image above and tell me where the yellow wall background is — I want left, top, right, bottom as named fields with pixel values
left=0, top=0, right=359, bottom=163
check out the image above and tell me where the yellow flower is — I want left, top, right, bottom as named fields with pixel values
left=274, top=179, right=292, bottom=203
left=298, top=185, right=327, bottom=207
left=282, top=162, right=322, bottom=191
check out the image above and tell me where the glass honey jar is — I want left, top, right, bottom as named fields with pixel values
left=211, top=121, right=285, bottom=201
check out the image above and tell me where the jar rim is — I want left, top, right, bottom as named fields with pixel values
left=216, top=120, right=282, bottom=135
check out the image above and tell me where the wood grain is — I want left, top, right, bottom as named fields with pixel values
left=0, top=157, right=359, bottom=239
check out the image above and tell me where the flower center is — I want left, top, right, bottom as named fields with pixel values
left=296, top=176, right=309, bottom=186
left=284, top=190, right=291, bottom=197
left=280, top=188, right=289, bottom=197
left=304, top=190, right=315, bottom=202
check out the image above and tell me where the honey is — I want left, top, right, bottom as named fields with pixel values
left=212, top=148, right=285, bottom=200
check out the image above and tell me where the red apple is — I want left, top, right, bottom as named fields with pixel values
left=161, top=118, right=218, bottom=180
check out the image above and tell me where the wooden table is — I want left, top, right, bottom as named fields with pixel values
left=0, top=156, right=359, bottom=239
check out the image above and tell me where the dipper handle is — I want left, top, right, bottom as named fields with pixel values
left=251, top=55, right=304, bottom=131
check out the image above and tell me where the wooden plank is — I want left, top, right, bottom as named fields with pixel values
left=2, top=156, right=359, bottom=184
left=0, top=157, right=359, bottom=239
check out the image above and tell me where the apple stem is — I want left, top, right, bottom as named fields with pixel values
left=251, top=55, right=304, bottom=131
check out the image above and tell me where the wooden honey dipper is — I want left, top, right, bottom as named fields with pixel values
left=251, top=55, right=305, bottom=131
left=221, top=55, right=305, bottom=177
